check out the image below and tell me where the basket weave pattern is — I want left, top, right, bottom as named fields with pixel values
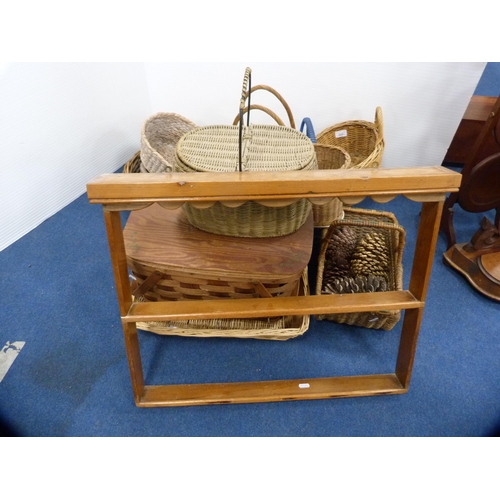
left=312, top=144, right=351, bottom=226
left=316, top=107, right=384, bottom=169
left=129, top=260, right=302, bottom=302
left=134, top=270, right=310, bottom=341
left=140, top=112, right=196, bottom=173
left=315, top=207, right=405, bottom=331
left=175, top=126, right=316, bottom=238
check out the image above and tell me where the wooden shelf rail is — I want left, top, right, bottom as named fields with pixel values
left=87, top=166, right=461, bottom=407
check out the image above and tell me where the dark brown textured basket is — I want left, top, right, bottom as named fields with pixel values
left=315, top=207, right=405, bottom=331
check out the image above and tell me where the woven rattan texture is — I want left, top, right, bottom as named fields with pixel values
left=134, top=270, right=310, bottom=341
left=175, top=124, right=316, bottom=238
left=315, top=207, right=405, bottom=331
left=316, top=107, right=384, bottom=169
left=140, top=112, right=196, bottom=173
left=312, top=144, right=351, bottom=227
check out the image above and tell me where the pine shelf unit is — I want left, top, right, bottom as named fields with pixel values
left=87, top=166, right=461, bottom=407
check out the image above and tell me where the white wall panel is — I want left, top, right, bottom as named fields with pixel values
left=0, top=63, right=151, bottom=251
left=145, top=62, right=486, bottom=168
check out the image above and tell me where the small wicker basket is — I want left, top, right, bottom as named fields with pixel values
left=300, top=118, right=351, bottom=227
left=316, top=107, right=384, bottom=169
left=315, top=207, right=405, bottom=331
left=140, top=112, right=197, bottom=173
left=123, top=150, right=142, bottom=173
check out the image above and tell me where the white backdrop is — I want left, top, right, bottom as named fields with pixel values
left=0, top=62, right=487, bottom=251
left=145, top=62, right=486, bottom=168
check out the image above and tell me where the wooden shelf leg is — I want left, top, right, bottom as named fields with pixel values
left=396, top=201, right=443, bottom=388
left=103, top=209, right=145, bottom=404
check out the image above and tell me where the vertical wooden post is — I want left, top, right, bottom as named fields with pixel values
left=396, top=201, right=443, bottom=388
left=103, top=209, right=145, bottom=404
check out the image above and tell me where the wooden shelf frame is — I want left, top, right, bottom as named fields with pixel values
left=87, top=166, right=461, bottom=407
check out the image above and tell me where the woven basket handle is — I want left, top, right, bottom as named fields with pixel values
left=300, top=117, right=317, bottom=143
left=374, top=106, right=384, bottom=146
left=238, top=67, right=252, bottom=171
left=233, top=104, right=286, bottom=126
left=238, top=84, right=296, bottom=128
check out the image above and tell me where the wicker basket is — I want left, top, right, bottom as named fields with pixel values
left=134, top=269, right=310, bottom=341
left=316, top=107, right=384, bottom=169
left=140, top=112, right=197, bottom=173
left=174, top=68, right=316, bottom=238
left=300, top=117, right=352, bottom=226
left=315, top=207, right=405, bottom=331
left=123, top=150, right=142, bottom=173
left=124, top=204, right=313, bottom=303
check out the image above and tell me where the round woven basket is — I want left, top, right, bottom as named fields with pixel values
left=140, top=112, right=196, bottom=173
left=312, top=144, right=351, bottom=227
left=316, top=107, right=384, bottom=169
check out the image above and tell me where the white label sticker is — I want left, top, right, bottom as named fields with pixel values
left=299, top=383, right=310, bottom=389
left=0, top=341, right=25, bottom=383
left=335, top=129, right=348, bottom=138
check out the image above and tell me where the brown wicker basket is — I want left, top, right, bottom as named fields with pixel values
left=134, top=269, right=310, bottom=341
left=174, top=68, right=316, bottom=238
left=124, top=204, right=314, bottom=302
left=311, top=144, right=351, bottom=227
left=140, top=112, right=197, bottom=173
left=316, top=107, right=384, bottom=169
left=315, top=207, right=405, bottom=331
left=123, top=150, right=142, bottom=173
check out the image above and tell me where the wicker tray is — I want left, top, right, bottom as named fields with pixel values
left=134, top=269, right=310, bottom=341
left=315, top=207, right=405, bottom=331
left=124, top=204, right=314, bottom=303
left=174, top=68, right=316, bottom=238
left=316, top=107, right=384, bottom=169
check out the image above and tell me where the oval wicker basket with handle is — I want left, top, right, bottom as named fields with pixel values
left=316, top=107, right=384, bottom=169
left=175, top=67, right=317, bottom=238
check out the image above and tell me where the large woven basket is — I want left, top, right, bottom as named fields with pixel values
left=316, top=107, right=384, bottom=169
left=315, top=207, right=405, bottom=331
left=174, top=68, right=317, bottom=238
left=140, top=112, right=196, bottom=173
left=300, top=118, right=351, bottom=226
left=124, top=204, right=313, bottom=302
left=134, top=269, right=310, bottom=341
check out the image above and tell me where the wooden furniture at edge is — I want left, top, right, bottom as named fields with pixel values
left=443, top=95, right=500, bottom=167
left=87, top=166, right=461, bottom=408
left=441, top=94, right=500, bottom=249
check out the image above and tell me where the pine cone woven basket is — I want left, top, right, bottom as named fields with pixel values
left=315, top=207, right=405, bottom=331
